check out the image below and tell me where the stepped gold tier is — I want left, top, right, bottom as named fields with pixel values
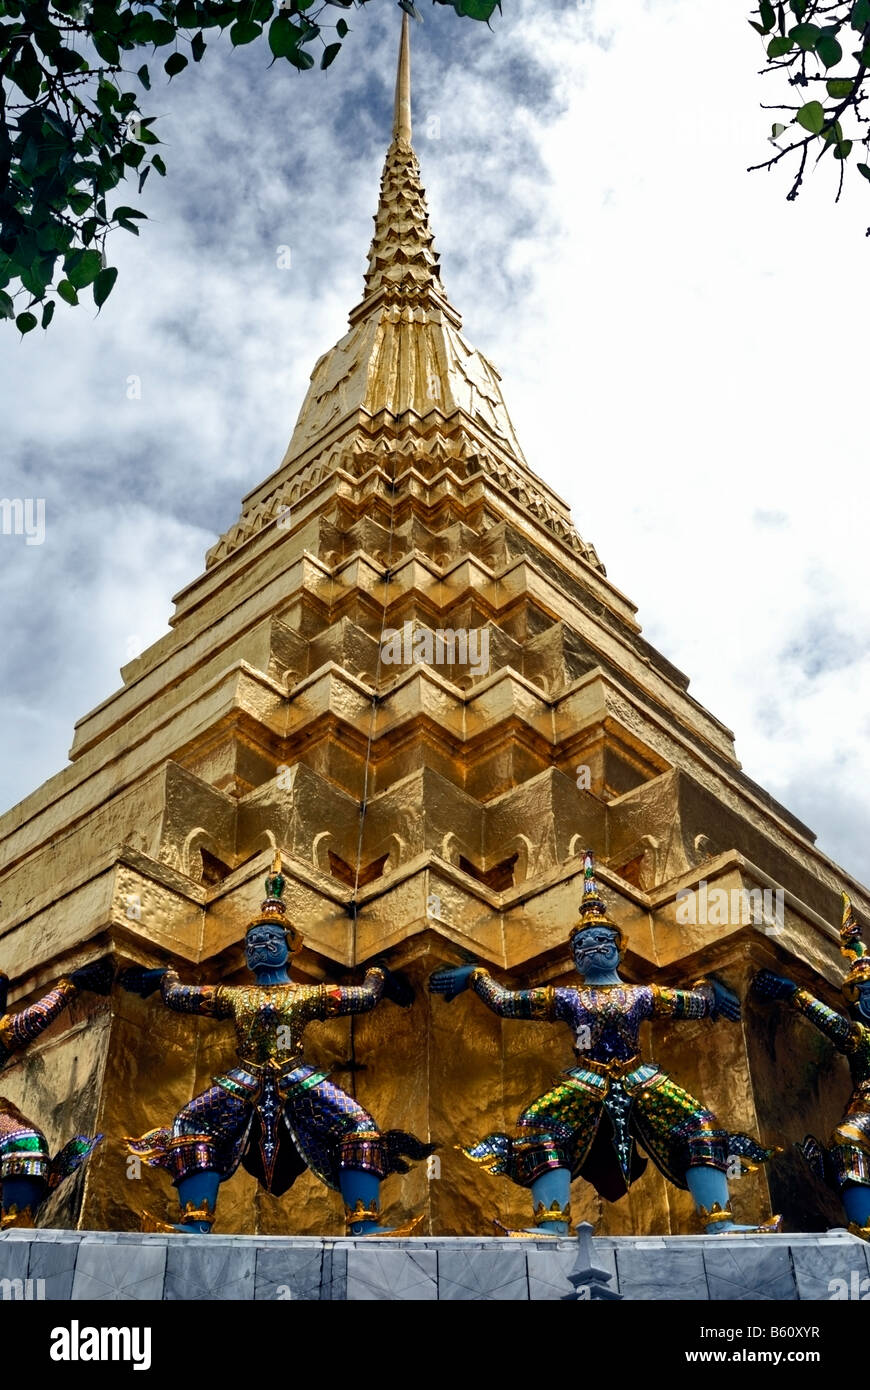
left=0, top=16, right=866, bottom=1238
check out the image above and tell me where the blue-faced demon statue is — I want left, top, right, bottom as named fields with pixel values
left=430, top=852, right=781, bottom=1236
left=0, top=960, right=111, bottom=1228
left=122, top=857, right=432, bottom=1234
left=754, top=891, right=870, bottom=1240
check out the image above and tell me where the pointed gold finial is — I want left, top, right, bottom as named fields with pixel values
left=393, top=10, right=412, bottom=146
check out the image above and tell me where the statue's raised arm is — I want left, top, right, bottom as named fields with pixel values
left=429, top=961, right=556, bottom=1020
left=651, top=978, right=742, bottom=1023
left=320, top=961, right=414, bottom=1017
left=119, top=964, right=228, bottom=1018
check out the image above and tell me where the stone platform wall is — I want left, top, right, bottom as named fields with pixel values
left=0, top=1229, right=867, bottom=1301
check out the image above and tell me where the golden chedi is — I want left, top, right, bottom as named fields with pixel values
left=0, top=15, right=867, bottom=1236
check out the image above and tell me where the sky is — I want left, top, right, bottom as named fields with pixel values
left=1, top=0, right=869, bottom=888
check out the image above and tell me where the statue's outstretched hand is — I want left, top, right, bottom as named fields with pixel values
left=752, top=969, right=798, bottom=1003
left=371, top=960, right=414, bottom=1008
left=429, top=962, right=479, bottom=1002
left=69, top=958, right=115, bottom=996
left=118, top=966, right=168, bottom=999
left=705, top=977, right=741, bottom=1021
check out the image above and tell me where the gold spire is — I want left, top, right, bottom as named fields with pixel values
left=206, top=8, right=602, bottom=575
left=393, top=11, right=412, bottom=146
left=276, top=10, right=529, bottom=448
left=355, top=12, right=448, bottom=319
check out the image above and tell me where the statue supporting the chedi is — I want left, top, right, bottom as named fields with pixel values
left=0, top=960, right=112, bottom=1228
left=122, top=856, right=433, bottom=1234
left=431, top=851, right=781, bottom=1235
left=753, top=892, right=870, bottom=1240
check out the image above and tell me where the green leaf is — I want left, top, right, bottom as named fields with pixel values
left=55, top=43, right=89, bottom=71
left=41, top=299, right=55, bottom=329
left=760, top=0, right=776, bottom=29
left=268, top=14, right=302, bottom=56
left=165, top=50, right=188, bottom=76
left=251, top=0, right=273, bottom=20
left=129, top=11, right=155, bottom=40
left=113, top=205, right=146, bottom=234
left=12, top=44, right=42, bottom=100
left=149, top=19, right=177, bottom=44
left=287, top=46, right=315, bottom=68
left=816, top=34, right=843, bottom=66
left=95, top=79, right=116, bottom=116
left=0, top=290, right=15, bottom=320
left=230, top=17, right=260, bottom=44
left=790, top=21, right=820, bottom=48
left=16, top=311, right=37, bottom=334
left=857, top=161, right=870, bottom=178
left=454, top=0, right=500, bottom=18
left=93, top=266, right=118, bottom=308
left=336, top=17, right=348, bottom=36
left=19, top=263, right=47, bottom=300
left=65, top=248, right=103, bottom=288
left=137, top=63, right=151, bottom=89
left=92, top=30, right=120, bottom=64
left=789, top=0, right=808, bottom=15
left=833, top=139, right=853, bottom=157
left=796, top=99, right=825, bottom=131
left=151, top=153, right=167, bottom=176
left=191, top=29, right=206, bottom=60
left=321, top=41, right=340, bottom=67
left=860, top=42, right=870, bottom=61
left=852, top=0, right=870, bottom=30
left=32, top=18, right=61, bottom=56
left=57, top=279, right=78, bottom=305
left=42, top=109, right=70, bottom=138
left=827, top=78, right=855, bottom=96
left=767, top=34, right=794, bottom=56
left=771, top=122, right=788, bottom=136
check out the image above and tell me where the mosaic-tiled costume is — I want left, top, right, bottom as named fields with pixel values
left=125, top=855, right=432, bottom=1234
left=0, top=967, right=108, bottom=1228
left=462, top=973, right=771, bottom=1203
left=128, top=968, right=429, bottom=1197
left=432, top=851, right=779, bottom=1234
left=754, top=892, right=870, bottom=1240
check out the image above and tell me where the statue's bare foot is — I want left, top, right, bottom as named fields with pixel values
left=704, top=1214, right=783, bottom=1235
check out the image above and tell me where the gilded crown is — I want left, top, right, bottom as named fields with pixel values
left=840, top=892, right=870, bottom=1002
left=246, top=852, right=304, bottom=955
left=569, top=850, right=624, bottom=951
